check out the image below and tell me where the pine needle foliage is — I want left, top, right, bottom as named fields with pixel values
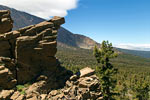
left=93, top=40, right=118, bottom=100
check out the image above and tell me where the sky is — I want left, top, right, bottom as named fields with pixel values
left=0, top=0, right=150, bottom=51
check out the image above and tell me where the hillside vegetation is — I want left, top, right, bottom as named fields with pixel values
left=56, top=46, right=150, bottom=99
left=57, top=46, right=150, bottom=70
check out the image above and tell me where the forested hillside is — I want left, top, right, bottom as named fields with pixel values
left=56, top=46, right=150, bottom=99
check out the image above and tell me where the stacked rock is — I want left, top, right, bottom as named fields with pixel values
left=15, top=16, right=65, bottom=84
left=47, top=67, right=103, bottom=100
left=0, top=9, right=65, bottom=87
left=0, top=10, right=13, bottom=34
left=0, top=68, right=103, bottom=100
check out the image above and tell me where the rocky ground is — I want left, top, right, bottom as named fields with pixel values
left=0, top=67, right=103, bottom=100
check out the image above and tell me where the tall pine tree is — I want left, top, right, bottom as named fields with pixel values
left=93, top=40, right=118, bottom=100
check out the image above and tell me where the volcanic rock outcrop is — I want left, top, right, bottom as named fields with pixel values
left=0, top=10, right=102, bottom=100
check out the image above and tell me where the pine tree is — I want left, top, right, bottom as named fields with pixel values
left=93, top=40, right=118, bottom=100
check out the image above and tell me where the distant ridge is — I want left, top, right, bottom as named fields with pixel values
left=117, top=48, right=150, bottom=58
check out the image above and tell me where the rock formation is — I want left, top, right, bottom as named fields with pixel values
left=0, top=10, right=102, bottom=100
left=0, top=10, right=13, bottom=34
left=47, top=67, right=103, bottom=100
left=0, top=10, right=66, bottom=88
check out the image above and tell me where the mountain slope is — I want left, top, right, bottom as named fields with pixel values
left=0, top=5, right=45, bottom=30
left=58, top=27, right=99, bottom=49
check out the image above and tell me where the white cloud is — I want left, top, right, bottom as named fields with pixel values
left=114, top=43, right=150, bottom=51
left=0, top=0, right=79, bottom=19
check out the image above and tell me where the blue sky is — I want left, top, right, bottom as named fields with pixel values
left=62, top=0, right=150, bottom=50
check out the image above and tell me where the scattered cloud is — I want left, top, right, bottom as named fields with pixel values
left=0, top=0, right=79, bottom=19
left=114, top=43, right=150, bottom=51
